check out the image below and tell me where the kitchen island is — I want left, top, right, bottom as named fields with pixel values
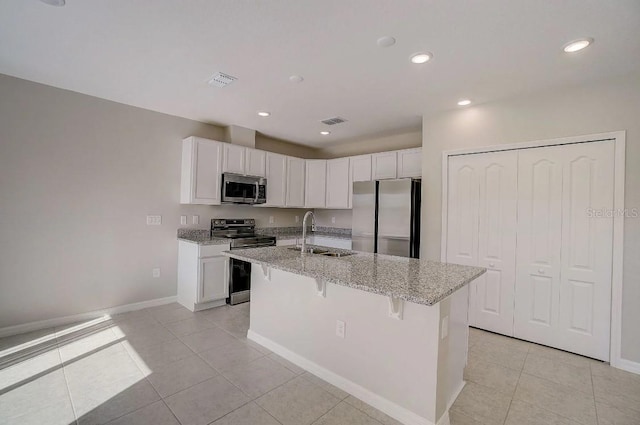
left=223, top=246, right=485, bottom=425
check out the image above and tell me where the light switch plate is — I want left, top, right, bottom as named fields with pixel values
left=331, top=216, right=336, bottom=224
left=192, top=215, right=199, bottom=225
left=295, top=216, right=299, bottom=223
left=269, top=216, right=275, bottom=224
left=146, top=215, right=162, bottom=225
left=180, top=215, right=187, bottom=225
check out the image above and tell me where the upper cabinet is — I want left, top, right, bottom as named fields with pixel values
left=222, top=144, right=246, bottom=174
left=326, top=158, right=350, bottom=209
left=264, top=152, right=287, bottom=207
left=350, top=155, right=372, bottom=182
left=180, top=137, right=223, bottom=205
left=180, top=135, right=422, bottom=209
left=245, top=148, right=266, bottom=177
left=397, top=148, right=422, bottom=178
left=305, top=160, right=327, bottom=208
left=286, top=157, right=306, bottom=207
left=372, top=151, right=398, bottom=180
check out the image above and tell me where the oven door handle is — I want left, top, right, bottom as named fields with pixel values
left=254, top=182, right=260, bottom=203
left=232, top=242, right=275, bottom=250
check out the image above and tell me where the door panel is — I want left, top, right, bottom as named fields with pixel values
left=515, top=141, right=614, bottom=360
left=515, top=146, right=563, bottom=345
left=557, top=141, right=614, bottom=360
left=200, top=256, right=229, bottom=302
left=475, top=151, right=518, bottom=336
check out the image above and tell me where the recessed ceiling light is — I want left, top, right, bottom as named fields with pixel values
left=457, top=99, right=472, bottom=106
left=320, top=131, right=331, bottom=136
left=40, top=0, right=65, bottom=5
left=377, top=36, right=396, bottom=48
left=410, top=52, right=432, bottom=64
left=563, top=38, right=593, bottom=53
left=289, top=75, right=304, bottom=83
left=257, top=111, right=270, bottom=117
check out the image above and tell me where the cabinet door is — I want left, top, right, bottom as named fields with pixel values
left=350, top=155, right=372, bottom=182
left=326, top=158, right=350, bottom=208
left=372, top=152, right=397, bottom=180
left=222, top=144, right=246, bottom=174
left=200, top=256, right=229, bottom=302
left=246, top=148, right=266, bottom=177
left=265, top=153, right=287, bottom=207
left=397, top=148, right=422, bottom=178
left=286, top=157, right=305, bottom=207
left=475, top=151, right=518, bottom=336
left=192, top=138, right=222, bottom=204
left=305, top=160, right=327, bottom=208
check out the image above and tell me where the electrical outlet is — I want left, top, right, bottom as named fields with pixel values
left=295, top=216, right=299, bottom=223
left=192, top=215, right=199, bottom=225
left=152, top=268, right=161, bottom=278
left=146, top=215, right=162, bottom=225
left=180, top=215, right=187, bottom=225
left=441, top=316, right=449, bottom=339
left=269, top=216, right=275, bottom=224
left=336, top=320, right=346, bottom=338
left=331, top=216, right=336, bottom=224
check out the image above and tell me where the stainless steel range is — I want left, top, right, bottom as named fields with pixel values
left=211, top=218, right=276, bottom=305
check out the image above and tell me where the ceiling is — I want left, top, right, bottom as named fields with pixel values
left=1, top=1, right=639, bottom=147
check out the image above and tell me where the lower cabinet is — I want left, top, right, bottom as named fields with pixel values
left=177, top=241, right=230, bottom=311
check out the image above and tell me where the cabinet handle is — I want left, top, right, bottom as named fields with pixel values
left=538, top=269, right=545, bottom=274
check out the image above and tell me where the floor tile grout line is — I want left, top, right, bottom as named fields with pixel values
left=58, top=344, right=80, bottom=425
left=589, top=363, right=600, bottom=425
left=501, top=345, right=529, bottom=425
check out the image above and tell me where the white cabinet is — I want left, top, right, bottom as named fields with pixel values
left=246, top=148, right=266, bottom=177
left=350, top=155, right=372, bottom=182
left=397, top=148, right=422, bottom=178
left=372, top=151, right=397, bottom=180
left=222, top=144, right=246, bottom=174
left=177, top=241, right=230, bottom=311
left=180, top=137, right=223, bottom=205
left=200, top=256, right=229, bottom=302
left=309, top=236, right=352, bottom=250
left=305, top=160, right=327, bottom=208
left=264, top=153, right=287, bottom=207
left=286, top=157, right=306, bottom=207
left=325, top=158, right=350, bottom=209
left=276, top=238, right=298, bottom=246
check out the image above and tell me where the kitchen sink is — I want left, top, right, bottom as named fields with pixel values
left=320, top=251, right=355, bottom=258
left=287, top=246, right=329, bottom=254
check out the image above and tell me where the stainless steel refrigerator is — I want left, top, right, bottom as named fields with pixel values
left=352, top=179, right=421, bottom=258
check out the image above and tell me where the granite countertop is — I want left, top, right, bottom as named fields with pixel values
left=177, top=229, right=230, bottom=246
left=223, top=245, right=486, bottom=306
left=178, top=227, right=352, bottom=245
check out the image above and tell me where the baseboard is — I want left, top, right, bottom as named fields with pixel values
left=0, top=296, right=177, bottom=338
left=248, top=330, right=435, bottom=425
left=447, top=380, right=466, bottom=410
left=616, top=358, right=640, bottom=375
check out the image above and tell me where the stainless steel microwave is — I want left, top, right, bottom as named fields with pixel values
left=221, top=173, right=267, bottom=204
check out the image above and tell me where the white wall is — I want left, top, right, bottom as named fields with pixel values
left=420, top=72, right=640, bottom=363
left=0, top=74, right=317, bottom=328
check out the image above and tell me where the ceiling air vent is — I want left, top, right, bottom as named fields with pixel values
left=207, top=72, right=237, bottom=88
left=320, top=117, right=347, bottom=126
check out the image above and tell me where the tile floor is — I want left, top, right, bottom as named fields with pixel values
left=0, top=302, right=638, bottom=425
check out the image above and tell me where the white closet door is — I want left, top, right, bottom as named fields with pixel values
left=514, top=145, right=564, bottom=345
left=446, top=155, right=481, bottom=326
left=515, top=141, right=614, bottom=360
left=557, top=141, right=614, bottom=360
left=475, top=151, right=518, bottom=336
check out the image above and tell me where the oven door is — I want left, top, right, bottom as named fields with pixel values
left=221, top=173, right=266, bottom=204
left=228, top=257, right=251, bottom=305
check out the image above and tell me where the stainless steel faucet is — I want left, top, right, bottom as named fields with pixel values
left=301, top=211, right=316, bottom=253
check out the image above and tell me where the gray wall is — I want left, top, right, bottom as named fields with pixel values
left=420, top=72, right=640, bottom=363
left=0, top=74, right=317, bottom=328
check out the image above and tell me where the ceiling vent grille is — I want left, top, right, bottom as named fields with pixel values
left=321, top=117, right=347, bottom=126
left=207, top=72, right=237, bottom=88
